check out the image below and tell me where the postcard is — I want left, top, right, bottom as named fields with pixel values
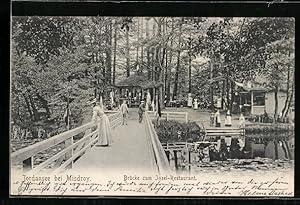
left=10, top=16, right=295, bottom=197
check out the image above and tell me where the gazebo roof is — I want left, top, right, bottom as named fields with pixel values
left=242, top=85, right=267, bottom=92
left=115, top=73, right=162, bottom=89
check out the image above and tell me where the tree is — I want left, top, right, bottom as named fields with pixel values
left=112, top=19, right=118, bottom=85
left=105, top=18, right=113, bottom=84
left=173, top=17, right=184, bottom=99
left=13, top=16, right=80, bottom=64
left=120, top=17, right=133, bottom=77
left=264, top=37, right=295, bottom=120
left=11, top=16, right=116, bottom=138
left=165, top=18, right=174, bottom=102
left=191, top=17, right=294, bottom=113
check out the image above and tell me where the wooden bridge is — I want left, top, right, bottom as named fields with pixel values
left=11, top=109, right=252, bottom=176
left=11, top=110, right=189, bottom=175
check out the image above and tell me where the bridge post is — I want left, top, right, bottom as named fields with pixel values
left=188, top=150, right=191, bottom=174
left=23, top=156, right=33, bottom=171
left=274, top=139, right=278, bottom=160
left=174, top=150, right=178, bottom=171
left=165, top=150, right=170, bottom=162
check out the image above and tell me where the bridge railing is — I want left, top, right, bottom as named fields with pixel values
left=11, top=111, right=122, bottom=174
left=203, top=126, right=245, bottom=141
left=147, top=111, right=188, bottom=123
left=144, top=111, right=172, bottom=175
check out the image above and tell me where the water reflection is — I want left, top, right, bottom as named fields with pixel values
left=165, top=131, right=294, bottom=174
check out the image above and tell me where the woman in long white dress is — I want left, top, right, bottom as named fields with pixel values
left=92, top=102, right=113, bottom=146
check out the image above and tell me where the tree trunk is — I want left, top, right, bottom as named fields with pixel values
left=160, top=18, right=167, bottom=109
left=140, top=18, right=144, bottom=71
left=166, top=19, right=174, bottom=102
left=163, top=18, right=168, bottom=96
left=282, top=81, right=294, bottom=120
left=23, top=93, right=33, bottom=120
left=146, top=18, right=151, bottom=80
left=150, top=52, right=154, bottom=81
left=112, top=21, right=117, bottom=85
left=281, top=65, right=290, bottom=120
left=274, top=85, right=279, bottom=122
left=164, top=48, right=168, bottom=107
left=28, top=94, right=39, bottom=121
left=273, top=64, right=279, bottom=122
left=210, top=58, right=215, bottom=111
left=230, top=81, right=235, bottom=112
left=155, top=47, right=160, bottom=81
left=188, top=33, right=192, bottom=94
left=226, top=73, right=230, bottom=111
left=221, top=79, right=225, bottom=109
left=173, top=18, right=183, bottom=100
left=155, top=17, right=162, bottom=81
left=147, top=52, right=151, bottom=79
left=188, top=51, right=192, bottom=94
left=285, top=83, right=294, bottom=118
left=136, top=18, right=139, bottom=70
left=152, top=18, right=156, bottom=37
left=166, top=48, right=172, bottom=102
left=153, top=18, right=158, bottom=81
left=159, top=86, right=164, bottom=110
left=173, top=51, right=180, bottom=99
left=105, top=20, right=112, bottom=84
left=126, top=25, right=130, bottom=77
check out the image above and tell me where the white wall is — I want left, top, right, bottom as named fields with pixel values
left=252, top=106, right=265, bottom=115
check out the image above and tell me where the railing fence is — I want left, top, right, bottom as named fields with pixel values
left=11, top=111, right=122, bottom=174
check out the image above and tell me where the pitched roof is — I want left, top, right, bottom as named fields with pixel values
left=236, top=76, right=287, bottom=93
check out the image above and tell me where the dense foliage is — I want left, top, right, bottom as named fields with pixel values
left=154, top=120, right=203, bottom=143
left=245, top=123, right=294, bottom=136
left=11, top=17, right=295, bottom=140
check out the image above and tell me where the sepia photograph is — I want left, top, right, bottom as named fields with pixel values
left=10, top=16, right=295, bottom=196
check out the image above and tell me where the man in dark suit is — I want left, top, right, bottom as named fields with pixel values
left=138, top=101, right=145, bottom=123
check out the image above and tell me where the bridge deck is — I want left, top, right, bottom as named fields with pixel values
left=69, top=119, right=156, bottom=174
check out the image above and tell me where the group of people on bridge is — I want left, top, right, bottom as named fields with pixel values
left=119, top=99, right=148, bottom=124
left=90, top=98, right=149, bottom=147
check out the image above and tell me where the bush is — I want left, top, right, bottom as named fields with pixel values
left=245, top=123, right=294, bottom=144
left=154, top=120, right=204, bottom=143
left=245, top=123, right=293, bottom=135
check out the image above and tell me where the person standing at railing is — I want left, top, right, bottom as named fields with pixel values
left=138, top=100, right=146, bottom=123
left=224, top=110, right=232, bottom=127
left=92, top=100, right=113, bottom=146
left=239, top=113, right=245, bottom=128
left=154, top=95, right=162, bottom=125
left=120, top=100, right=129, bottom=125
left=215, top=109, right=221, bottom=127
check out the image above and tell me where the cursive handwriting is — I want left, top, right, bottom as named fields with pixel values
left=12, top=174, right=293, bottom=196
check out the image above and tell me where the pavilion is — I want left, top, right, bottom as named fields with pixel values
left=115, top=73, right=163, bottom=108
